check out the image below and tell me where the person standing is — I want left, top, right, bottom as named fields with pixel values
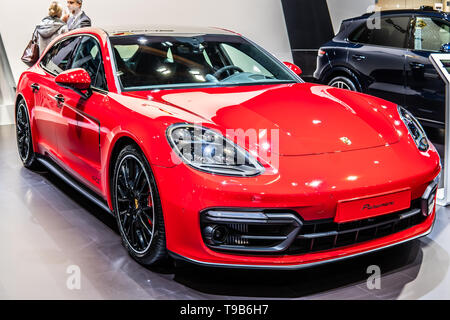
left=36, top=1, right=67, bottom=56
left=63, top=0, right=91, bottom=31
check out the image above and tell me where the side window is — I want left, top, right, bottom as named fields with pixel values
left=349, top=16, right=411, bottom=48
left=413, top=17, right=450, bottom=52
left=71, top=36, right=107, bottom=90
left=41, top=37, right=81, bottom=75
left=349, top=23, right=371, bottom=44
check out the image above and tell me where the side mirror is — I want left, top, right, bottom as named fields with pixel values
left=56, top=68, right=91, bottom=92
left=283, top=61, right=302, bottom=76
left=440, top=43, right=450, bottom=53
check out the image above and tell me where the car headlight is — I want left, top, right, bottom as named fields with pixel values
left=167, top=124, right=265, bottom=176
left=397, top=106, right=429, bottom=152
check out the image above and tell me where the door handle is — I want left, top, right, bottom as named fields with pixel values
left=54, top=94, right=65, bottom=105
left=410, top=62, right=425, bottom=69
left=31, top=83, right=40, bottom=92
left=352, top=54, right=366, bottom=61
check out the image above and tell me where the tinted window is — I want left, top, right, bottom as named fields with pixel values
left=221, top=44, right=272, bottom=77
left=71, top=36, right=107, bottom=90
left=110, top=34, right=297, bottom=90
left=41, top=36, right=81, bottom=75
left=350, top=16, right=411, bottom=48
left=413, top=17, right=450, bottom=51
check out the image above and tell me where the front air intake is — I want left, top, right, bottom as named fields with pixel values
left=200, top=210, right=302, bottom=253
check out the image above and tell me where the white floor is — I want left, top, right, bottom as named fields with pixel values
left=0, top=104, right=14, bottom=125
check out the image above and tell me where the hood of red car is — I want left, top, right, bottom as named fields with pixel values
left=125, top=83, right=400, bottom=156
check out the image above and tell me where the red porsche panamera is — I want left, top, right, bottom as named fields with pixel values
left=15, top=26, right=440, bottom=269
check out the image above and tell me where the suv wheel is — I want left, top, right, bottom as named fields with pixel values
left=328, top=76, right=358, bottom=91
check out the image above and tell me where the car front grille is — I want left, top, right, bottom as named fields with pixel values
left=287, top=199, right=425, bottom=254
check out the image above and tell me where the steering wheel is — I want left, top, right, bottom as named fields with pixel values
left=213, top=65, right=244, bottom=79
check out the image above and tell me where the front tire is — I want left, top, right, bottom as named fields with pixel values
left=328, top=76, right=358, bottom=91
left=16, top=100, right=38, bottom=169
left=112, top=145, right=167, bottom=266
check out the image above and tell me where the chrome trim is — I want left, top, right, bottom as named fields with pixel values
left=400, top=208, right=421, bottom=219
left=205, top=210, right=268, bottom=220
left=170, top=217, right=435, bottom=270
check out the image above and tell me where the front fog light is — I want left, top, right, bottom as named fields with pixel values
left=203, top=225, right=228, bottom=245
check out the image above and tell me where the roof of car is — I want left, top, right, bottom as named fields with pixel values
left=102, top=25, right=238, bottom=37
left=346, top=9, right=450, bottom=22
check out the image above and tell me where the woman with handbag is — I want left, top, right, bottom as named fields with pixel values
left=36, top=1, right=67, bottom=56
left=22, top=1, right=67, bottom=66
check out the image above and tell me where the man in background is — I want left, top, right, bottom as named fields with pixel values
left=63, top=0, right=91, bottom=30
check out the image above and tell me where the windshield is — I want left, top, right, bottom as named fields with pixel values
left=110, top=34, right=299, bottom=90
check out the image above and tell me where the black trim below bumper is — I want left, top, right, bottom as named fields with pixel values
left=36, top=156, right=113, bottom=214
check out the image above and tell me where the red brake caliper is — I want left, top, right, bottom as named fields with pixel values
left=147, top=196, right=153, bottom=226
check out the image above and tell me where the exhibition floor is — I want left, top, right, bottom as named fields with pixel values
left=0, top=124, right=449, bottom=300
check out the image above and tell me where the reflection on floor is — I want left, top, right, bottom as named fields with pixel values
left=0, top=124, right=449, bottom=300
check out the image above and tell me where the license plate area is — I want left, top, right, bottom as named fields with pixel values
left=335, top=189, right=412, bottom=223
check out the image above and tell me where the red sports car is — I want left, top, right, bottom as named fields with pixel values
left=15, top=26, right=440, bottom=269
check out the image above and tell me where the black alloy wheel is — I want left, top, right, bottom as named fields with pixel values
left=16, top=100, right=38, bottom=168
left=113, top=145, right=167, bottom=266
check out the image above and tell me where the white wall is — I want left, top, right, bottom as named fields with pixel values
left=326, top=0, right=375, bottom=34
left=0, top=0, right=293, bottom=84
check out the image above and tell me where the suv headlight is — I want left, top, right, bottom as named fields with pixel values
left=167, top=124, right=265, bottom=176
left=397, top=106, right=429, bottom=152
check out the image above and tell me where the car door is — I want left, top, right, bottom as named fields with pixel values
left=347, top=15, right=412, bottom=106
left=36, top=36, right=81, bottom=157
left=404, top=15, right=449, bottom=126
left=54, top=35, right=108, bottom=192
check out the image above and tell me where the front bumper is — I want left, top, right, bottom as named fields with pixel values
left=169, top=214, right=435, bottom=270
left=153, top=141, right=440, bottom=269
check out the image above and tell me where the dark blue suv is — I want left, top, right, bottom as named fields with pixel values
left=314, top=9, right=450, bottom=127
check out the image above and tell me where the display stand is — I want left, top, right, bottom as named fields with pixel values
left=430, top=54, right=450, bottom=206
left=0, top=33, right=16, bottom=125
